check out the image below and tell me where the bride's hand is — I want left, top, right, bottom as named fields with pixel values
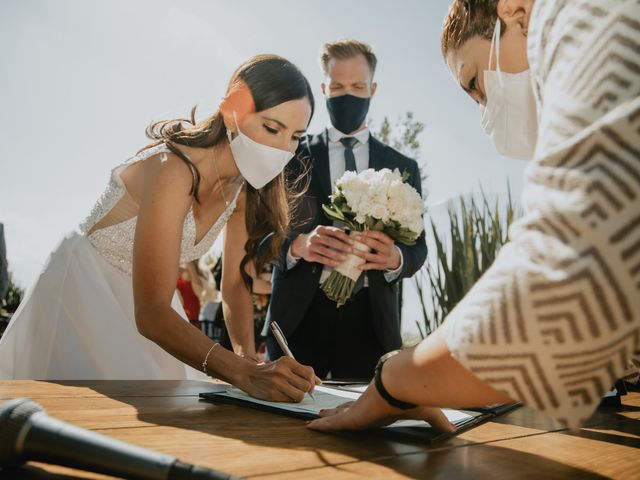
left=307, top=382, right=456, bottom=433
left=240, top=356, right=318, bottom=402
left=241, top=353, right=261, bottom=363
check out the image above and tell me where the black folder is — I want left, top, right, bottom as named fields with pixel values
left=199, top=384, right=520, bottom=444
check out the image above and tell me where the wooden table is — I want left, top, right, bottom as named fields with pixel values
left=0, top=380, right=638, bottom=479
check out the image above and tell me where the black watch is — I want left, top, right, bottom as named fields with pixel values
left=374, top=350, right=417, bottom=410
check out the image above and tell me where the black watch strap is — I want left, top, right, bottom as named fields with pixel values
left=374, top=350, right=417, bottom=410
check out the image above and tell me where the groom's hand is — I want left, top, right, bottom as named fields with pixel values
left=352, top=231, right=401, bottom=271
left=291, top=226, right=353, bottom=267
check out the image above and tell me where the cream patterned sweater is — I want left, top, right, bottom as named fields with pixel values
left=445, top=0, right=640, bottom=428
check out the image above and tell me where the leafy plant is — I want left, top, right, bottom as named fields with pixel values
left=376, top=112, right=424, bottom=156
left=3, top=271, right=24, bottom=314
left=372, top=112, right=517, bottom=342
left=414, top=189, right=517, bottom=338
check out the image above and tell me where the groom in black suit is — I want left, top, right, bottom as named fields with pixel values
left=265, top=39, right=427, bottom=379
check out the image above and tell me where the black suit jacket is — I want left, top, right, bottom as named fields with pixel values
left=266, top=131, right=427, bottom=352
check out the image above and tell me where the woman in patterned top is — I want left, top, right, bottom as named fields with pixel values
left=309, top=0, right=639, bottom=432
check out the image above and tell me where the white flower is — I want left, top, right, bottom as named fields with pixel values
left=331, top=168, right=425, bottom=238
left=370, top=203, right=390, bottom=222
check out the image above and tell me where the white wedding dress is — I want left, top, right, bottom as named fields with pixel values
left=0, top=144, right=243, bottom=380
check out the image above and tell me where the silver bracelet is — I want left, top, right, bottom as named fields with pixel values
left=202, top=343, right=220, bottom=376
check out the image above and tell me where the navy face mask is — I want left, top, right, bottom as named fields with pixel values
left=326, top=94, right=370, bottom=134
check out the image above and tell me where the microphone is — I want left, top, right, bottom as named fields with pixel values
left=0, top=397, right=238, bottom=479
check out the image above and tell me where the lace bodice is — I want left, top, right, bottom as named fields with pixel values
left=79, top=144, right=244, bottom=275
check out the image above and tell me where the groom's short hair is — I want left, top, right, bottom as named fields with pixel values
left=320, top=39, right=377, bottom=77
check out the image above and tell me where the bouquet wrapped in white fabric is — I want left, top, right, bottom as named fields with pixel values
left=321, top=168, right=424, bottom=307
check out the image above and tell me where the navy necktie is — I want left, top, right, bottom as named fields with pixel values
left=339, top=136, right=366, bottom=295
left=340, top=137, right=358, bottom=172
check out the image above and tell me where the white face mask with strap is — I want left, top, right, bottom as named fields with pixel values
left=227, top=112, right=294, bottom=189
left=480, top=18, right=538, bottom=161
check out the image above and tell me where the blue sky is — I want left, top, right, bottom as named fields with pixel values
left=0, top=0, right=525, bottom=334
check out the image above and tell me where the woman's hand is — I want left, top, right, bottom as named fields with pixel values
left=239, top=356, right=319, bottom=402
left=307, top=382, right=456, bottom=433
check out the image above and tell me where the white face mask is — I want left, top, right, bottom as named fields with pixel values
left=227, top=113, right=294, bottom=189
left=480, top=19, right=538, bottom=161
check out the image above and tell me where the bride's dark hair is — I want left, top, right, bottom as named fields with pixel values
left=143, top=54, right=315, bottom=291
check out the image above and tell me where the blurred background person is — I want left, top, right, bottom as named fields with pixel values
left=176, top=260, right=207, bottom=330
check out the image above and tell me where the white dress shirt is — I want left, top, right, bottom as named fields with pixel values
left=327, top=125, right=371, bottom=188
left=288, top=126, right=404, bottom=285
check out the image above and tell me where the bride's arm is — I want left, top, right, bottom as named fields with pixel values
left=132, top=153, right=316, bottom=401
left=218, top=191, right=258, bottom=360
left=131, top=153, right=250, bottom=384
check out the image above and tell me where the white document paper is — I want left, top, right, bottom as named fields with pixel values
left=219, top=385, right=482, bottom=429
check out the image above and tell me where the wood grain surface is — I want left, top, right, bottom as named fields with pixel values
left=0, top=380, right=637, bottom=479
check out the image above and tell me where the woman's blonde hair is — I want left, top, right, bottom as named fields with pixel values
left=441, top=0, right=501, bottom=58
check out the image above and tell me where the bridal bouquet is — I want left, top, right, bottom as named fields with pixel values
left=321, top=168, right=424, bottom=307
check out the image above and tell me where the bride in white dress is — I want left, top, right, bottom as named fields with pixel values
left=0, top=54, right=318, bottom=402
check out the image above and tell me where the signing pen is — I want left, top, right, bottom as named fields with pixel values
left=269, top=321, right=316, bottom=401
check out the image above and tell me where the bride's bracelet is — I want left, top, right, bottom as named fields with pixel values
left=202, top=343, right=220, bottom=375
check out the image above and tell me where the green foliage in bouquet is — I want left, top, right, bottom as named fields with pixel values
left=413, top=189, right=517, bottom=338
left=321, top=191, right=361, bottom=231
